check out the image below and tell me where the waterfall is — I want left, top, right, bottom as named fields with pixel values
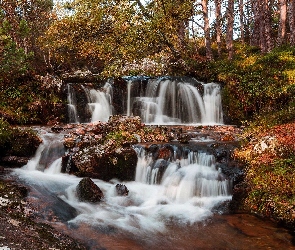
left=126, top=77, right=224, bottom=125
left=66, top=82, right=113, bottom=123
left=127, top=80, right=132, bottom=116
left=203, top=82, right=224, bottom=124
left=67, top=84, right=79, bottom=123
left=23, top=130, right=65, bottom=172
left=83, top=81, right=113, bottom=122
left=67, top=77, right=223, bottom=125
left=14, top=131, right=232, bottom=234
left=135, top=146, right=231, bottom=202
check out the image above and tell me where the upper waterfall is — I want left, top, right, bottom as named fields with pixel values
left=66, top=76, right=224, bottom=125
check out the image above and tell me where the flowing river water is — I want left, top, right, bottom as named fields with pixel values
left=9, top=128, right=295, bottom=250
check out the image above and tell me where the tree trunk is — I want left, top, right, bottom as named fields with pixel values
left=250, top=0, right=260, bottom=47
left=264, top=0, right=273, bottom=52
left=239, top=0, right=245, bottom=43
left=278, top=0, right=287, bottom=46
left=214, top=0, right=222, bottom=56
left=202, top=0, right=213, bottom=60
left=226, top=0, right=234, bottom=59
left=288, top=0, right=295, bottom=45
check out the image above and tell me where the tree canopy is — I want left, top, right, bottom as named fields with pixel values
left=1, top=0, right=295, bottom=77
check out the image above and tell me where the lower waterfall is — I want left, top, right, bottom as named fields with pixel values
left=13, top=130, right=231, bottom=234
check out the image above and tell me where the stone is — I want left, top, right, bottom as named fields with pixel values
left=115, top=184, right=129, bottom=196
left=76, top=177, right=104, bottom=203
left=71, top=146, right=138, bottom=181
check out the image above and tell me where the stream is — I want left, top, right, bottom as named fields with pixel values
left=8, top=127, right=295, bottom=250
left=4, top=76, right=295, bottom=249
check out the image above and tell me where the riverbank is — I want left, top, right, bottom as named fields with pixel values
left=232, top=122, right=295, bottom=231
left=0, top=169, right=87, bottom=249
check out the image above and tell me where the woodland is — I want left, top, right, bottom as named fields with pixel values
left=1, top=0, right=295, bottom=240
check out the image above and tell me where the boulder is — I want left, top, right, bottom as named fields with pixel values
left=71, top=146, right=138, bottom=181
left=0, top=156, right=30, bottom=168
left=115, top=184, right=129, bottom=196
left=76, top=177, right=104, bottom=203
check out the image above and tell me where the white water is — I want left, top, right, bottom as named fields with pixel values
left=83, top=81, right=113, bottom=122
left=67, top=84, right=79, bottom=123
left=67, top=77, right=223, bottom=125
left=127, top=78, right=224, bottom=125
left=127, top=80, right=132, bottom=116
left=67, top=82, right=113, bottom=123
left=13, top=131, right=231, bottom=235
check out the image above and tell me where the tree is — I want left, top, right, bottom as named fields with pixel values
left=278, top=0, right=287, bottom=45
left=239, top=0, right=245, bottom=43
left=201, top=0, right=213, bottom=60
left=226, top=0, right=234, bottom=59
left=214, top=0, right=223, bottom=55
left=0, top=0, right=54, bottom=73
left=288, top=0, right=295, bottom=45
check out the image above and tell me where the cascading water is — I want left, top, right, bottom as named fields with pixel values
left=135, top=146, right=231, bottom=202
left=67, top=77, right=223, bottom=125
left=82, top=81, right=113, bottom=122
left=13, top=130, right=232, bottom=238
left=67, top=84, right=80, bottom=123
left=66, top=81, right=113, bottom=123
left=126, top=77, right=224, bottom=125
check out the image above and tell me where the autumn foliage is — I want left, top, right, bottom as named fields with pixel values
left=234, top=122, right=295, bottom=228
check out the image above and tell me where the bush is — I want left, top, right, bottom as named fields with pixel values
left=209, top=45, right=295, bottom=125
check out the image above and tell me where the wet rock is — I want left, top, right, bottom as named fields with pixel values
left=177, top=133, right=191, bottom=143
left=115, top=184, right=129, bottom=196
left=76, top=177, right=104, bottom=203
left=64, top=137, right=76, bottom=148
left=158, top=145, right=174, bottom=160
left=71, top=146, right=138, bottom=181
left=0, top=156, right=30, bottom=168
left=51, top=125, right=64, bottom=133
left=152, top=159, right=170, bottom=183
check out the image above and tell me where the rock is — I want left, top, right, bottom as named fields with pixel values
left=76, top=177, right=104, bottom=203
left=115, top=184, right=129, bottom=196
left=70, top=146, right=138, bottom=181
left=64, top=137, right=76, bottom=148
left=51, top=125, right=64, bottom=133
left=0, top=156, right=30, bottom=168
left=177, top=133, right=191, bottom=143
left=158, top=146, right=173, bottom=160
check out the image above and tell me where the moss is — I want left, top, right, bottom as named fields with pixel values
left=9, top=128, right=42, bottom=157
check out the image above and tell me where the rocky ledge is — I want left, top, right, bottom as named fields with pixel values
left=52, top=115, right=242, bottom=181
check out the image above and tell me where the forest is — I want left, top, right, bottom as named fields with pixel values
left=1, top=0, right=295, bottom=245
left=1, top=0, right=295, bottom=125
